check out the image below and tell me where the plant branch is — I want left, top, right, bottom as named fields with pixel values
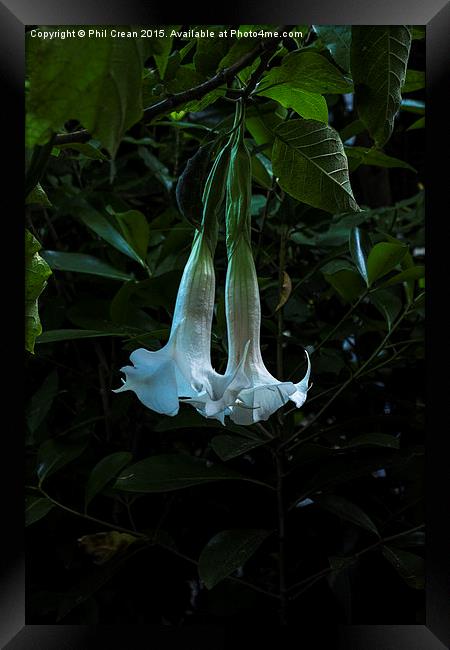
left=53, top=29, right=288, bottom=147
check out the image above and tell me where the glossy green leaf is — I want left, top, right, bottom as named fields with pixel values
left=351, top=26, right=411, bottom=146
left=367, top=242, right=408, bottom=284
left=85, top=452, right=133, bottom=508
left=349, top=227, right=371, bottom=286
left=112, top=210, right=150, bottom=261
left=37, top=437, right=88, bottom=485
left=378, top=265, right=425, bottom=289
left=25, top=496, right=54, bottom=526
left=370, top=289, right=402, bottom=330
left=198, top=529, right=271, bottom=589
left=381, top=545, right=424, bottom=589
left=312, top=25, right=351, bottom=71
left=26, top=370, right=58, bottom=435
left=273, top=119, right=359, bottom=214
left=26, top=33, right=146, bottom=156
left=211, top=435, right=266, bottom=462
left=113, top=454, right=272, bottom=493
left=323, top=266, right=365, bottom=302
left=41, top=251, right=133, bottom=281
left=315, top=494, right=379, bottom=536
left=257, top=86, right=328, bottom=123
left=78, top=208, right=146, bottom=267
left=25, top=230, right=52, bottom=354
left=259, top=51, right=353, bottom=95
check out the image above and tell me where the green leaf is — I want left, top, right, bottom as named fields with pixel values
left=256, top=87, right=328, bottom=123
left=26, top=32, right=146, bottom=156
left=176, top=141, right=216, bottom=228
left=112, top=210, right=150, bottom=261
left=211, top=435, right=266, bottom=462
left=351, top=26, right=411, bottom=147
left=113, top=454, right=272, bottom=493
left=407, top=116, right=425, bottom=131
left=402, top=69, right=425, bottom=93
left=323, top=270, right=365, bottom=302
left=26, top=370, right=58, bottom=435
left=37, top=437, right=88, bottom=485
left=198, top=529, right=271, bottom=589
left=369, top=289, right=402, bottom=330
left=342, top=433, right=400, bottom=450
left=251, top=151, right=273, bottom=189
left=378, top=265, right=425, bottom=288
left=25, top=496, right=54, bottom=527
left=273, top=119, right=359, bottom=214
left=36, top=329, right=137, bottom=344
left=85, top=452, right=133, bottom=509
left=312, top=25, right=351, bottom=71
left=26, top=182, right=52, bottom=206
left=259, top=51, right=353, bottom=95
left=41, top=251, right=133, bottom=281
left=349, top=226, right=371, bottom=286
left=78, top=208, right=146, bottom=267
left=345, top=146, right=416, bottom=173
left=381, top=545, right=424, bottom=589
left=56, top=142, right=108, bottom=160
left=367, top=242, right=408, bottom=284
left=315, top=494, right=379, bottom=536
left=25, top=230, right=52, bottom=353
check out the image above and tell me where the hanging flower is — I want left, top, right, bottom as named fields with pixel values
left=114, top=145, right=249, bottom=423
left=223, top=117, right=311, bottom=425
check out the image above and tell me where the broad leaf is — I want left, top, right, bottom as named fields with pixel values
left=211, top=435, right=266, bottom=462
left=351, top=26, right=411, bottom=147
left=315, top=494, right=379, bottom=536
left=259, top=51, right=353, bottom=95
left=379, top=265, right=425, bottom=289
left=381, top=545, right=424, bottom=589
left=25, top=230, right=52, bottom=353
left=85, top=452, right=133, bottom=508
left=113, top=454, right=272, bottom=492
left=322, top=260, right=365, bottom=302
left=26, top=32, right=146, bottom=156
left=37, top=437, right=88, bottom=485
left=313, top=25, right=351, bottom=71
left=198, top=529, right=271, bottom=589
left=41, top=251, right=133, bottom=281
left=367, top=242, right=408, bottom=285
left=257, top=87, right=328, bottom=123
left=112, top=210, right=150, bottom=261
left=176, top=141, right=216, bottom=228
left=25, top=496, right=54, bottom=526
left=273, top=119, right=359, bottom=214
left=369, top=289, right=402, bottom=330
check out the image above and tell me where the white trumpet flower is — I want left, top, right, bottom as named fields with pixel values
left=114, top=146, right=249, bottom=423
left=223, top=124, right=311, bottom=425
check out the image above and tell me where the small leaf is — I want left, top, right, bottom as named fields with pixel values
left=257, top=86, right=329, bottom=123
left=315, top=494, right=379, bottom=536
left=367, top=242, right=408, bottom=284
left=41, top=251, right=133, bottom=281
left=381, top=545, right=424, bottom=589
left=25, top=230, right=52, bottom=353
left=26, top=369, right=58, bottom=435
left=112, top=210, right=150, bottom=261
left=25, top=496, right=54, bottom=526
left=198, top=529, right=271, bottom=589
left=37, top=438, right=88, bottom=485
left=369, top=289, right=402, bottom=330
left=275, top=271, right=292, bottom=311
left=349, top=226, right=371, bottom=286
left=26, top=182, right=52, bottom=207
left=407, top=116, right=425, bottom=131
left=402, top=69, right=425, bottom=93
left=323, top=266, right=365, bottom=302
left=345, top=146, right=416, bottom=173
left=78, top=531, right=138, bottom=565
left=85, top=452, right=133, bottom=509
left=211, top=435, right=266, bottom=462
left=113, top=454, right=272, bottom=493
left=378, top=265, right=425, bottom=289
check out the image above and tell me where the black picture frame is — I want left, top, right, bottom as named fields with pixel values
left=3, top=1, right=449, bottom=647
